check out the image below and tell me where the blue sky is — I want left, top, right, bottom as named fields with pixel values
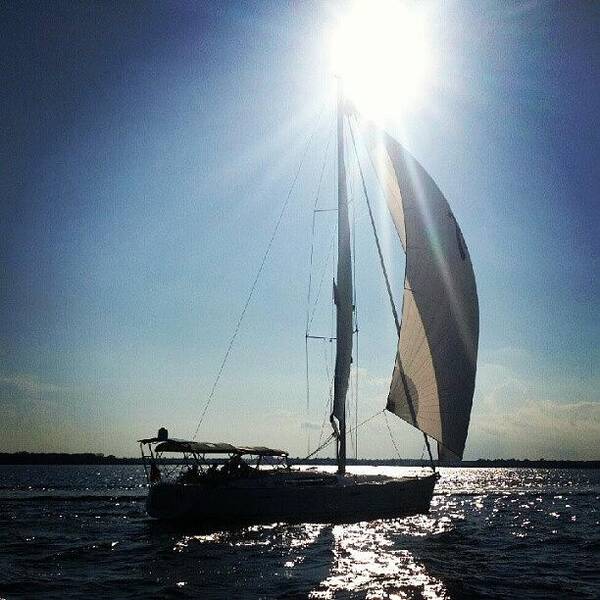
left=1, top=1, right=598, bottom=459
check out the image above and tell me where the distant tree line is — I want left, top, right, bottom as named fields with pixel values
left=0, top=452, right=598, bottom=469
left=0, top=452, right=139, bottom=465
left=299, top=457, right=600, bottom=469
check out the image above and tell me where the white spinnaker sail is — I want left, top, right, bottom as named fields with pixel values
left=373, top=131, right=479, bottom=460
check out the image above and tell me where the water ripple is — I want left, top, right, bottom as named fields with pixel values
left=0, top=465, right=598, bottom=599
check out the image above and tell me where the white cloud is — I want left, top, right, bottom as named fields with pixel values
left=0, top=372, right=105, bottom=453
left=468, top=359, right=600, bottom=460
left=2, top=352, right=598, bottom=460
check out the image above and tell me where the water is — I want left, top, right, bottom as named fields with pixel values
left=0, top=465, right=598, bottom=599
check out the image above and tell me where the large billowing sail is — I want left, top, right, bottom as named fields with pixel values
left=373, top=131, right=479, bottom=460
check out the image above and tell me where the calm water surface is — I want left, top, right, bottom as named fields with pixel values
left=0, top=465, right=598, bottom=599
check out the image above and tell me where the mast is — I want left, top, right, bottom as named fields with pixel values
left=332, top=78, right=353, bottom=475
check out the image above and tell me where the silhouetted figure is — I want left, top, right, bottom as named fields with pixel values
left=150, top=462, right=161, bottom=482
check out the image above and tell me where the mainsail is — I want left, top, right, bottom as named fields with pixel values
left=369, top=129, right=479, bottom=460
left=331, top=83, right=353, bottom=472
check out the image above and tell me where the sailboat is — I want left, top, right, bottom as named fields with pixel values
left=138, top=81, right=479, bottom=523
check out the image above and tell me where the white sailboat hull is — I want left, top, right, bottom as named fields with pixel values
left=145, top=471, right=437, bottom=523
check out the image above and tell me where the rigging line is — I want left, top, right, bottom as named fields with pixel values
left=354, top=323, right=359, bottom=459
left=317, top=408, right=330, bottom=450
left=192, top=103, right=328, bottom=440
left=324, top=338, right=334, bottom=412
left=351, top=135, right=359, bottom=460
left=317, top=339, right=333, bottom=448
left=316, top=338, right=333, bottom=448
left=317, top=395, right=331, bottom=448
left=322, top=337, right=336, bottom=447
left=347, top=119, right=401, bottom=338
left=383, top=409, right=403, bottom=460
left=317, top=405, right=329, bottom=448
left=305, top=124, right=334, bottom=417
left=304, top=409, right=385, bottom=460
left=306, top=125, right=335, bottom=334
left=319, top=340, right=333, bottom=444
left=330, top=247, right=335, bottom=380
left=304, top=433, right=335, bottom=460
left=347, top=118, right=436, bottom=471
left=308, top=231, right=336, bottom=330
left=304, top=336, right=310, bottom=435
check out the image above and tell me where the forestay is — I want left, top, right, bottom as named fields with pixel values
left=370, top=129, right=479, bottom=459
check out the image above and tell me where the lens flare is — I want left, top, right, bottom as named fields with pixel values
left=331, top=0, right=432, bottom=122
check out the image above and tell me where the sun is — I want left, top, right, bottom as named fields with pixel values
left=330, top=0, right=432, bottom=122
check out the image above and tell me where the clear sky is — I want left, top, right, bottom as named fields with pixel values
left=1, top=1, right=598, bottom=459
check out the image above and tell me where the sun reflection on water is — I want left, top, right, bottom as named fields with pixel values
left=309, top=518, right=452, bottom=599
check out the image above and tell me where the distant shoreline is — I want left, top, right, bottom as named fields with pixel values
left=0, top=452, right=598, bottom=469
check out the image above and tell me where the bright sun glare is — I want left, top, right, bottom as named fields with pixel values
left=331, top=0, right=432, bottom=122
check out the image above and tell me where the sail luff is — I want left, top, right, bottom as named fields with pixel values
left=331, top=80, right=353, bottom=475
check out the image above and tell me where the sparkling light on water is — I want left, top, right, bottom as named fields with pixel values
left=0, top=466, right=598, bottom=598
left=308, top=520, right=451, bottom=599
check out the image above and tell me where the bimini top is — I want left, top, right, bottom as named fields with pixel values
left=137, top=437, right=288, bottom=457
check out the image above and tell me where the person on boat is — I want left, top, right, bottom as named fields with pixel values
left=179, top=464, right=200, bottom=483
left=206, top=462, right=219, bottom=481
left=238, top=457, right=251, bottom=477
left=149, top=462, right=161, bottom=482
left=222, top=454, right=251, bottom=478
